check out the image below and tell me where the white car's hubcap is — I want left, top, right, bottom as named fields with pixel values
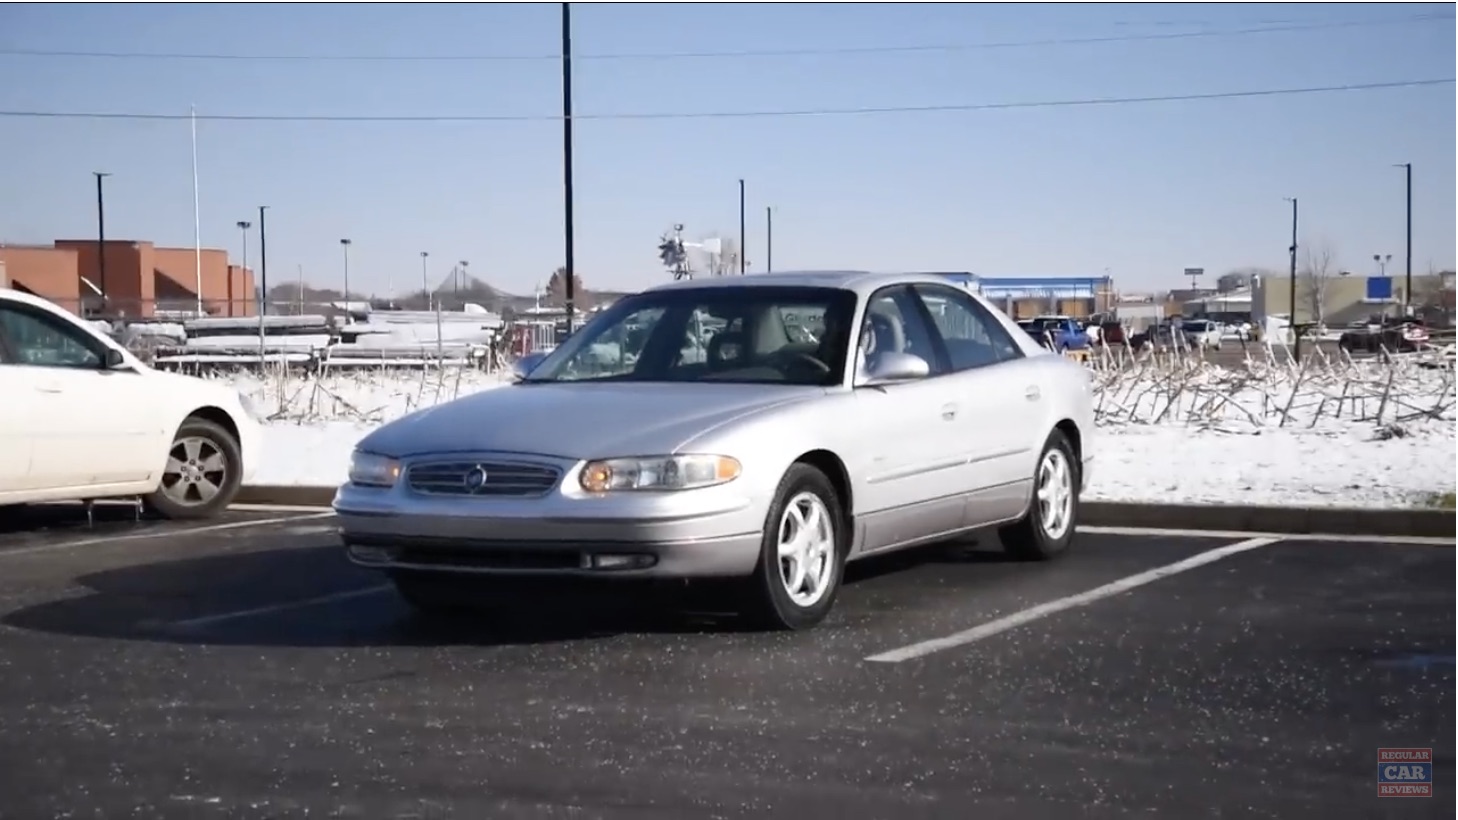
left=162, top=436, right=227, bottom=506
left=1036, top=449, right=1074, bottom=541
left=777, top=492, right=836, bottom=608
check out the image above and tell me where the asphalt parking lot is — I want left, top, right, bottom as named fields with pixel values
left=0, top=505, right=1451, bottom=819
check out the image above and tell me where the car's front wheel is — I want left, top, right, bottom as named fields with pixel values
left=742, top=464, right=846, bottom=631
left=145, top=417, right=242, bottom=520
left=999, top=429, right=1080, bottom=561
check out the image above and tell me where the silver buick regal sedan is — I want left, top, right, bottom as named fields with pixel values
left=333, top=271, right=1095, bottom=631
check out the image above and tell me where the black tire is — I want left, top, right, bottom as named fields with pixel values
left=144, top=417, right=242, bottom=520
left=741, top=463, right=847, bottom=631
left=999, top=429, right=1080, bottom=561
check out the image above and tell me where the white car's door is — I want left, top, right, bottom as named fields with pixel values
left=0, top=302, right=164, bottom=492
left=0, top=361, right=38, bottom=494
left=910, top=283, right=1045, bottom=524
left=849, top=286, right=970, bottom=549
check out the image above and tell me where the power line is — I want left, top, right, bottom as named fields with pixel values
left=0, top=13, right=1449, bottom=63
left=0, top=79, right=1449, bottom=124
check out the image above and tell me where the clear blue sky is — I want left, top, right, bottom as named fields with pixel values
left=0, top=2, right=1453, bottom=297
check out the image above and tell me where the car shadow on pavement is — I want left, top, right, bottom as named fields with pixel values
left=2, top=535, right=1013, bottom=649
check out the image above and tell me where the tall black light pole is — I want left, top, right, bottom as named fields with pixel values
left=1395, top=162, right=1412, bottom=313
left=738, top=178, right=746, bottom=274
left=340, top=238, right=352, bottom=309
left=257, top=206, right=269, bottom=316
left=236, top=220, right=251, bottom=316
left=93, top=171, right=110, bottom=311
left=561, top=1, right=577, bottom=334
left=765, top=206, right=773, bottom=273
left=1285, top=196, right=1300, bottom=364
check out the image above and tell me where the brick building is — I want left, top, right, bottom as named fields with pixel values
left=0, top=239, right=256, bottom=318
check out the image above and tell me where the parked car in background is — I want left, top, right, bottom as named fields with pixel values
left=1339, top=317, right=1430, bottom=354
left=0, top=288, right=262, bottom=517
left=334, top=271, right=1096, bottom=632
left=1019, top=315, right=1091, bottom=352
left=1180, top=319, right=1224, bottom=350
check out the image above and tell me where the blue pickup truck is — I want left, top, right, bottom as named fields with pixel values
left=1017, top=315, right=1091, bottom=352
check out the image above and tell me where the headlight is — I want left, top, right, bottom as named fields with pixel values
left=349, top=451, right=401, bottom=488
left=579, top=454, right=741, bottom=493
left=237, top=392, right=264, bottom=422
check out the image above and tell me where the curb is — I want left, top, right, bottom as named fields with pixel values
left=236, top=486, right=1455, bottom=540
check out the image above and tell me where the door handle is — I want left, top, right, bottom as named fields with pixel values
left=1024, top=385, right=1041, bottom=401
left=35, top=385, right=63, bottom=394
left=940, top=403, right=958, bottom=421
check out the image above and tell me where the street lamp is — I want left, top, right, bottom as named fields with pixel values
left=93, top=171, right=111, bottom=312
left=339, top=239, right=352, bottom=312
left=1393, top=162, right=1412, bottom=313
left=236, top=220, right=251, bottom=317
left=420, top=251, right=430, bottom=310
left=1283, top=196, right=1300, bottom=364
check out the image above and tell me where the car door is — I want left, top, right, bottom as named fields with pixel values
left=908, top=283, right=1046, bottom=525
left=0, top=336, right=37, bottom=495
left=848, top=286, right=969, bottom=551
left=0, top=301, right=163, bottom=492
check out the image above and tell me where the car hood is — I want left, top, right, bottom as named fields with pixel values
left=357, top=382, right=826, bottom=460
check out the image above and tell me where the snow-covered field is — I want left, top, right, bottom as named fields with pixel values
left=229, top=354, right=1457, bottom=509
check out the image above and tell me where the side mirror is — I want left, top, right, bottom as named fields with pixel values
left=860, top=352, right=930, bottom=386
left=510, top=351, right=548, bottom=382
left=102, top=347, right=128, bottom=370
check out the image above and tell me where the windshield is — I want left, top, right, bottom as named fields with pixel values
left=522, top=285, right=858, bottom=386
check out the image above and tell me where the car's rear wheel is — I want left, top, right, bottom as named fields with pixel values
left=145, top=418, right=242, bottom=520
left=741, top=464, right=845, bottom=631
left=1000, top=429, right=1079, bottom=561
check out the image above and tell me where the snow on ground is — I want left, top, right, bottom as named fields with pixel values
left=228, top=358, right=1456, bottom=509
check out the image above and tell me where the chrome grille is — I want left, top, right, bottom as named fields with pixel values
left=406, top=460, right=561, bottom=497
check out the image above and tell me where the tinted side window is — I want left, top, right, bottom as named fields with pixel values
left=0, top=305, right=105, bottom=369
left=911, top=285, right=1023, bottom=371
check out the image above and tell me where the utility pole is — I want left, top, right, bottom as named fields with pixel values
left=420, top=251, right=430, bottom=310
left=340, top=238, right=352, bottom=313
left=236, top=220, right=251, bottom=317
left=93, top=171, right=110, bottom=313
left=1396, top=162, right=1412, bottom=313
left=257, top=206, right=269, bottom=317
left=1285, top=197, right=1300, bottom=364
left=738, top=178, right=746, bottom=274
left=765, top=206, right=773, bottom=273
left=561, top=1, right=577, bottom=334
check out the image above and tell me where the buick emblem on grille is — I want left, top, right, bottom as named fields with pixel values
left=463, top=465, right=489, bottom=492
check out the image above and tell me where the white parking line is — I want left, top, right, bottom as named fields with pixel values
left=1079, top=525, right=1454, bottom=547
left=166, top=584, right=393, bottom=630
left=865, top=536, right=1281, bottom=664
left=0, top=512, right=336, bottom=559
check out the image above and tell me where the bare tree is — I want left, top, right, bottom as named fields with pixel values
left=1298, top=239, right=1338, bottom=326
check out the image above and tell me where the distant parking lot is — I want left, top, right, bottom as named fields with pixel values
left=0, top=506, right=1451, bottom=818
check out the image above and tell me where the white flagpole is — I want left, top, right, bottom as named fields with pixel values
left=191, top=104, right=203, bottom=316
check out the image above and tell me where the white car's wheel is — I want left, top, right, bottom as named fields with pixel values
left=743, top=463, right=845, bottom=631
left=145, top=417, right=242, bottom=520
left=1000, top=429, right=1080, bottom=561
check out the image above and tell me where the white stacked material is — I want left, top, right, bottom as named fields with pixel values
left=230, top=357, right=1457, bottom=509
left=184, top=314, right=330, bottom=334
left=184, top=334, right=332, bottom=351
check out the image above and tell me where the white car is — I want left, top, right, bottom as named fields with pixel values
left=0, top=288, right=262, bottom=518
left=1180, top=319, right=1223, bottom=350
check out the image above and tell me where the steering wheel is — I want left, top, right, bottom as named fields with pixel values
left=768, top=349, right=832, bottom=375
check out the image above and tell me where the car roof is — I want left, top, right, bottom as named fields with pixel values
left=642, top=270, right=967, bottom=298
left=0, top=286, right=63, bottom=312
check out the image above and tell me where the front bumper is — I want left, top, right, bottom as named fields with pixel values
left=334, top=479, right=767, bottom=580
